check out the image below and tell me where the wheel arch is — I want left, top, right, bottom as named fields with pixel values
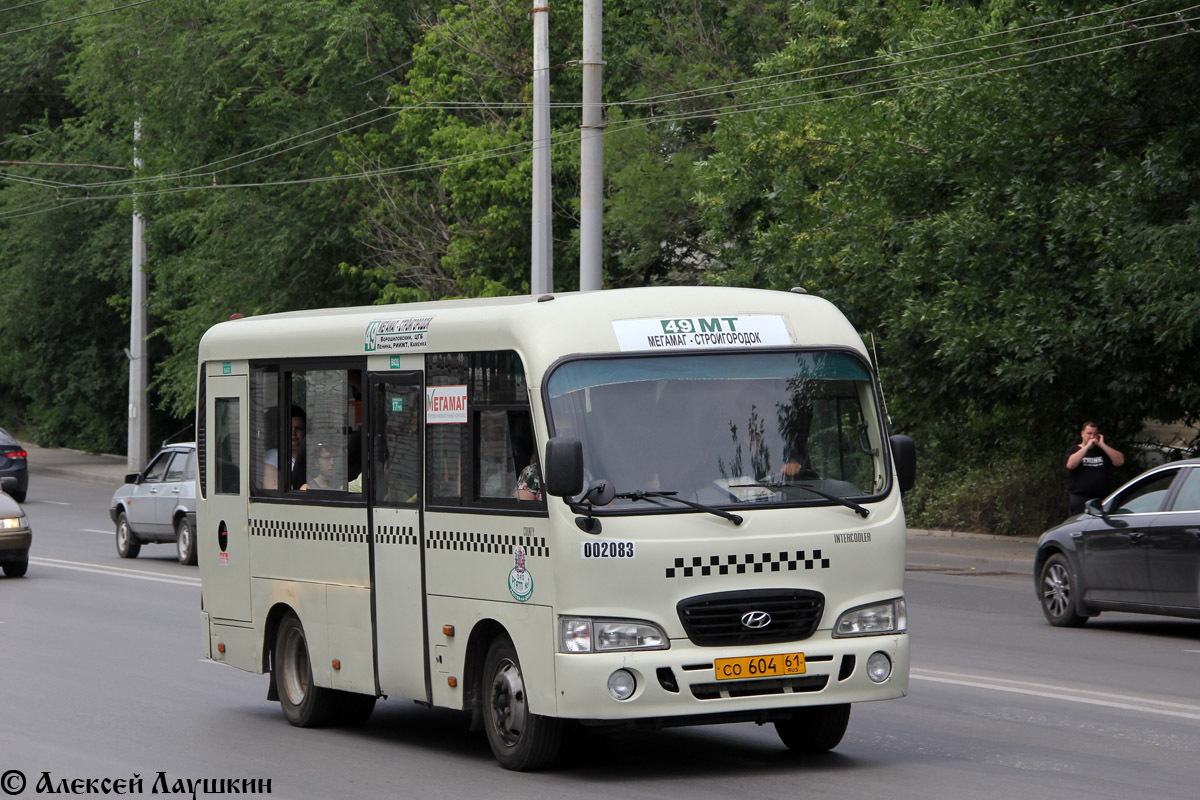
left=1036, top=544, right=1093, bottom=619
left=462, top=618, right=508, bottom=728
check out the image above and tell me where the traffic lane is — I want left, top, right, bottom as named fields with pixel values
left=907, top=570, right=1200, bottom=705
left=17, top=472, right=189, bottom=570
left=5, top=567, right=1200, bottom=798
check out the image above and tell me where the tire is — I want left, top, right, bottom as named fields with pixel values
left=481, top=635, right=563, bottom=771
left=336, top=692, right=377, bottom=727
left=2, top=555, right=29, bottom=578
left=12, top=489, right=25, bottom=503
left=115, top=512, right=141, bottom=559
left=175, top=516, right=197, bottom=565
left=273, top=613, right=339, bottom=727
left=1039, top=553, right=1087, bottom=627
left=775, top=704, right=851, bottom=754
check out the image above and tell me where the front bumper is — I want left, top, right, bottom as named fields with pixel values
left=0, top=530, right=32, bottom=561
left=553, top=630, right=908, bottom=721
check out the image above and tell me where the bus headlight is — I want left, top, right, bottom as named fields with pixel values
left=559, top=618, right=668, bottom=653
left=832, top=598, right=907, bottom=638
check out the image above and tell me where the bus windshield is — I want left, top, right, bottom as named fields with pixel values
left=545, top=351, right=888, bottom=510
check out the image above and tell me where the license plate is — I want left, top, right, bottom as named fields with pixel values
left=714, top=652, right=806, bottom=681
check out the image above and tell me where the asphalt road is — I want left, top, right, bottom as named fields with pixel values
left=3, top=468, right=1199, bottom=798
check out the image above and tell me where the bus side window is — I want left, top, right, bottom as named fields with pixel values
left=215, top=397, right=240, bottom=495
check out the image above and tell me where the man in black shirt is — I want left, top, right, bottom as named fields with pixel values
left=1065, top=421, right=1125, bottom=515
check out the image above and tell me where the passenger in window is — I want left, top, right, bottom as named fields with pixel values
left=265, top=406, right=307, bottom=490
left=1066, top=421, right=1125, bottom=515
left=301, top=443, right=345, bottom=491
left=515, top=453, right=542, bottom=502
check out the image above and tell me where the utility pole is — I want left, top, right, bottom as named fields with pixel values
left=530, top=3, right=553, bottom=295
left=579, top=0, right=603, bottom=291
left=128, top=119, right=149, bottom=470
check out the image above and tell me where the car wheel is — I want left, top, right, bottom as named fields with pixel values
left=115, top=512, right=141, bottom=559
left=273, top=613, right=338, bottom=727
left=482, top=634, right=563, bottom=771
left=12, top=489, right=25, bottom=503
left=775, top=704, right=851, bottom=754
left=175, top=516, right=197, bottom=565
left=2, top=555, right=29, bottom=578
left=1039, top=553, right=1087, bottom=627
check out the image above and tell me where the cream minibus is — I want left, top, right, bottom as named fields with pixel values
left=196, top=285, right=915, bottom=770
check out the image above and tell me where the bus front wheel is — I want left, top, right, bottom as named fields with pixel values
left=775, top=703, right=851, bottom=754
left=274, top=613, right=338, bottom=728
left=482, top=635, right=562, bottom=771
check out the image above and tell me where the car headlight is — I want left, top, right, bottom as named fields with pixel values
left=1, top=515, right=26, bottom=530
left=833, top=598, right=907, bottom=638
left=559, top=618, right=668, bottom=653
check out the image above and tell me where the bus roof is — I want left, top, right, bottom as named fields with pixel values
left=197, top=285, right=868, bottom=382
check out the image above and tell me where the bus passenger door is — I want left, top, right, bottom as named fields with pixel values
left=368, top=372, right=429, bottom=703
left=200, top=372, right=252, bottom=622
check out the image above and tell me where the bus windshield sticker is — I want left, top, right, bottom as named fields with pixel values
left=364, top=316, right=433, bottom=352
left=612, top=315, right=790, bottom=352
left=426, top=385, right=467, bottom=424
left=509, top=547, right=533, bottom=602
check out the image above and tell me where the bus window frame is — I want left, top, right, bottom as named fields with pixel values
left=248, top=356, right=368, bottom=507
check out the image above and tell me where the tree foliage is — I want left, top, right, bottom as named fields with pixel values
left=1, top=1, right=1198, bottom=535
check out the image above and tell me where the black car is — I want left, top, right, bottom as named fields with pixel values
left=0, top=427, right=28, bottom=503
left=1035, top=458, right=1200, bottom=626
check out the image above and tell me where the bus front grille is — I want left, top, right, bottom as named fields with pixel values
left=677, top=589, right=825, bottom=647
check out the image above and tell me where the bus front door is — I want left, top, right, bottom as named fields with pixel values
left=368, top=372, right=429, bottom=703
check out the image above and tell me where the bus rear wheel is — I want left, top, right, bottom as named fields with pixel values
left=482, top=635, right=562, bottom=771
left=775, top=704, right=851, bottom=754
left=274, top=613, right=338, bottom=727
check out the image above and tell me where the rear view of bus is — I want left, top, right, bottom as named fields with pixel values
left=195, top=286, right=914, bottom=770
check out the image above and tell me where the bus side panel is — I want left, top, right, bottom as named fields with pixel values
left=425, top=595, right=555, bottom=714
left=326, top=584, right=376, bottom=694
left=251, top=578, right=332, bottom=688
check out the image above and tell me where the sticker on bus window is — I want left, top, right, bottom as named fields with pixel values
left=364, top=316, right=433, bottom=352
left=612, top=315, right=790, bottom=352
left=426, top=385, right=467, bottom=424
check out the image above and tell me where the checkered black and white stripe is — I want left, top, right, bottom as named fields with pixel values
left=665, top=550, right=830, bottom=578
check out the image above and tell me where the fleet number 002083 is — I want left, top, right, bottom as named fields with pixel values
left=714, top=652, right=806, bottom=680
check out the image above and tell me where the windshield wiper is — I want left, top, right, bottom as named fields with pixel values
left=731, top=481, right=870, bottom=518
left=616, top=490, right=744, bottom=526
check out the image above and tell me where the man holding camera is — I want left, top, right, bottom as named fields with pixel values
left=1065, top=421, right=1125, bottom=515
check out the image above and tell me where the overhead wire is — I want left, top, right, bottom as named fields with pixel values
left=0, top=2, right=1194, bottom=218
left=10, top=0, right=1166, bottom=193
left=0, top=0, right=156, bottom=37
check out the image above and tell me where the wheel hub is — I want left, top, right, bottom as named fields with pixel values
left=489, top=659, right=527, bottom=746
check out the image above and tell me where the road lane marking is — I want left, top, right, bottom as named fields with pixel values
left=82, top=528, right=113, bottom=535
left=29, top=556, right=200, bottom=587
left=911, top=668, right=1200, bottom=722
left=41, top=501, right=70, bottom=506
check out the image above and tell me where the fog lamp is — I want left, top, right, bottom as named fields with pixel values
left=866, top=651, right=892, bottom=683
left=607, top=669, right=636, bottom=700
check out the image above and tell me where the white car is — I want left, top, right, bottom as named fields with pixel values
left=110, top=443, right=198, bottom=564
left=0, top=476, right=31, bottom=577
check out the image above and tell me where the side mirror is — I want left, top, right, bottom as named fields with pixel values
left=0, top=476, right=17, bottom=495
left=889, top=434, right=916, bottom=494
left=125, top=472, right=143, bottom=485
left=1084, top=498, right=1105, bottom=518
left=544, top=436, right=584, bottom=498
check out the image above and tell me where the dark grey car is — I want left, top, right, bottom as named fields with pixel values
left=1034, top=458, right=1200, bottom=626
left=110, top=443, right=198, bottom=565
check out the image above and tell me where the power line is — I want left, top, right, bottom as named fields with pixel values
left=27, top=0, right=1165, bottom=196
left=0, top=0, right=157, bottom=37
left=0, top=0, right=54, bottom=14
left=0, top=4, right=1193, bottom=218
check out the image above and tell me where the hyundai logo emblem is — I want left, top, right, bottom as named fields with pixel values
left=741, top=610, right=771, bottom=629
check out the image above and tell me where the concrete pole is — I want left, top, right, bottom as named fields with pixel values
left=531, top=3, right=553, bottom=295
left=128, top=119, right=149, bottom=470
left=579, top=0, right=603, bottom=291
